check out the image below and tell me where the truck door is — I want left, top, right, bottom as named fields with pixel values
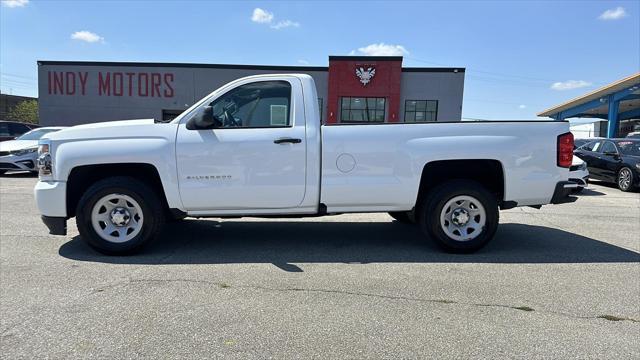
left=175, top=78, right=307, bottom=210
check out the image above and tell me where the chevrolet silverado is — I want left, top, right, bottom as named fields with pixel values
left=34, top=74, right=577, bottom=254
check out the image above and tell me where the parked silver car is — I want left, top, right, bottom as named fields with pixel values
left=0, top=127, right=65, bottom=174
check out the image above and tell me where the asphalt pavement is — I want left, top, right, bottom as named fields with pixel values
left=1, top=174, right=639, bottom=358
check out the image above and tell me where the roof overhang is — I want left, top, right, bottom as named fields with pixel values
left=538, top=73, right=640, bottom=118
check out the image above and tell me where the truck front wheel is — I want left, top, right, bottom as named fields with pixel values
left=418, top=180, right=498, bottom=253
left=76, top=176, right=164, bottom=255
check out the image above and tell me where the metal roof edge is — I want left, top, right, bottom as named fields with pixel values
left=538, top=73, right=640, bottom=117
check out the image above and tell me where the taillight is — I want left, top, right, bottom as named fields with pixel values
left=557, top=132, right=574, bottom=168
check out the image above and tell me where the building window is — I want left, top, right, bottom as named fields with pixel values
left=318, top=98, right=323, bottom=122
left=340, top=97, right=386, bottom=123
left=404, top=100, right=438, bottom=122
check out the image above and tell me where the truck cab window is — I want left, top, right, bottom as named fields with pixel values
left=210, top=81, right=291, bottom=128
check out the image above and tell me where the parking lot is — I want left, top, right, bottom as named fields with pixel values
left=0, top=174, right=638, bottom=358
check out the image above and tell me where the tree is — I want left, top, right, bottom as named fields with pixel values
left=7, top=100, right=39, bottom=124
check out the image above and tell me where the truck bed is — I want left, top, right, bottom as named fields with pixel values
left=320, top=121, right=569, bottom=212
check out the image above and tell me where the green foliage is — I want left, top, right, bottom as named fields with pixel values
left=7, top=100, right=39, bottom=124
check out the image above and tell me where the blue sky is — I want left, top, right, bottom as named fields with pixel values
left=1, top=0, right=638, bottom=120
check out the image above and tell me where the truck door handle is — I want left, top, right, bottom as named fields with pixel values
left=274, top=138, right=302, bottom=144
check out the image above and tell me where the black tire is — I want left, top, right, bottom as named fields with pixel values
left=616, top=167, right=635, bottom=192
left=418, top=180, right=499, bottom=253
left=388, top=211, right=415, bottom=224
left=76, top=176, right=164, bottom=255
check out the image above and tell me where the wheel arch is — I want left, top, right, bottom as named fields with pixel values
left=66, top=163, right=170, bottom=218
left=416, top=159, right=506, bottom=211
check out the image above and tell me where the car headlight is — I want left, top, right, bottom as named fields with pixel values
left=580, top=162, right=587, bottom=171
left=11, top=147, right=38, bottom=156
left=37, top=141, right=52, bottom=176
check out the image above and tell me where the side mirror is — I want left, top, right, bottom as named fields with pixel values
left=185, top=106, right=220, bottom=130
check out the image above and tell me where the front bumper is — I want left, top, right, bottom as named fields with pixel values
left=35, top=181, right=68, bottom=235
left=0, top=153, right=38, bottom=172
left=34, top=180, right=67, bottom=216
left=550, top=181, right=579, bottom=204
left=42, top=216, right=67, bottom=235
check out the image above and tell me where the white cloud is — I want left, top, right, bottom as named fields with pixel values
left=550, top=80, right=592, bottom=91
left=297, top=59, right=309, bottom=65
left=350, top=43, right=409, bottom=56
left=271, top=20, right=300, bottom=30
left=519, top=104, right=526, bottom=109
left=1, top=0, right=29, bottom=8
left=251, top=8, right=299, bottom=30
left=598, top=6, right=627, bottom=20
left=70, top=30, right=104, bottom=43
left=251, top=8, right=274, bottom=23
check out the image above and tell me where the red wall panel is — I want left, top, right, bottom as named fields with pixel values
left=327, top=57, right=402, bottom=124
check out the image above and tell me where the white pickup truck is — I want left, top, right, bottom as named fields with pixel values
left=34, top=74, right=577, bottom=255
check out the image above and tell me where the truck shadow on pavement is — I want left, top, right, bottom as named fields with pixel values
left=58, top=220, right=640, bottom=268
left=575, top=188, right=606, bottom=196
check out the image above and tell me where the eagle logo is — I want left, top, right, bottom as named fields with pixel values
left=355, top=67, right=376, bottom=86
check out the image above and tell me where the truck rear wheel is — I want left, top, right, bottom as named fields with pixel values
left=388, top=211, right=415, bottom=224
left=76, top=176, right=164, bottom=255
left=418, top=180, right=498, bottom=253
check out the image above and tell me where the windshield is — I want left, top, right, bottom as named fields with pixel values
left=616, top=141, right=640, bottom=156
left=16, top=128, right=61, bottom=140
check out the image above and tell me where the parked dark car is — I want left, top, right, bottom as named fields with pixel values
left=0, top=121, right=40, bottom=142
left=574, top=139, right=640, bottom=192
left=574, top=138, right=594, bottom=150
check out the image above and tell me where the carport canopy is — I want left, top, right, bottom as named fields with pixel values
left=538, top=73, right=640, bottom=138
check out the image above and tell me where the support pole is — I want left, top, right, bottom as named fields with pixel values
left=606, top=96, right=620, bottom=138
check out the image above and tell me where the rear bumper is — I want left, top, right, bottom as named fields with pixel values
left=550, top=181, right=579, bottom=204
left=41, top=216, right=67, bottom=236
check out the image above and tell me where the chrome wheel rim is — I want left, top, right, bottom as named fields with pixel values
left=91, top=193, right=143, bottom=243
left=618, top=168, right=631, bottom=190
left=440, top=195, right=486, bottom=242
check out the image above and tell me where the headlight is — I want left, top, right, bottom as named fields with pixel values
left=580, top=162, right=587, bottom=171
left=38, top=143, right=49, bottom=155
left=11, top=147, right=38, bottom=156
left=37, top=142, right=52, bottom=176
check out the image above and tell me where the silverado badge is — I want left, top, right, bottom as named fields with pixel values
left=355, top=67, right=376, bottom=86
